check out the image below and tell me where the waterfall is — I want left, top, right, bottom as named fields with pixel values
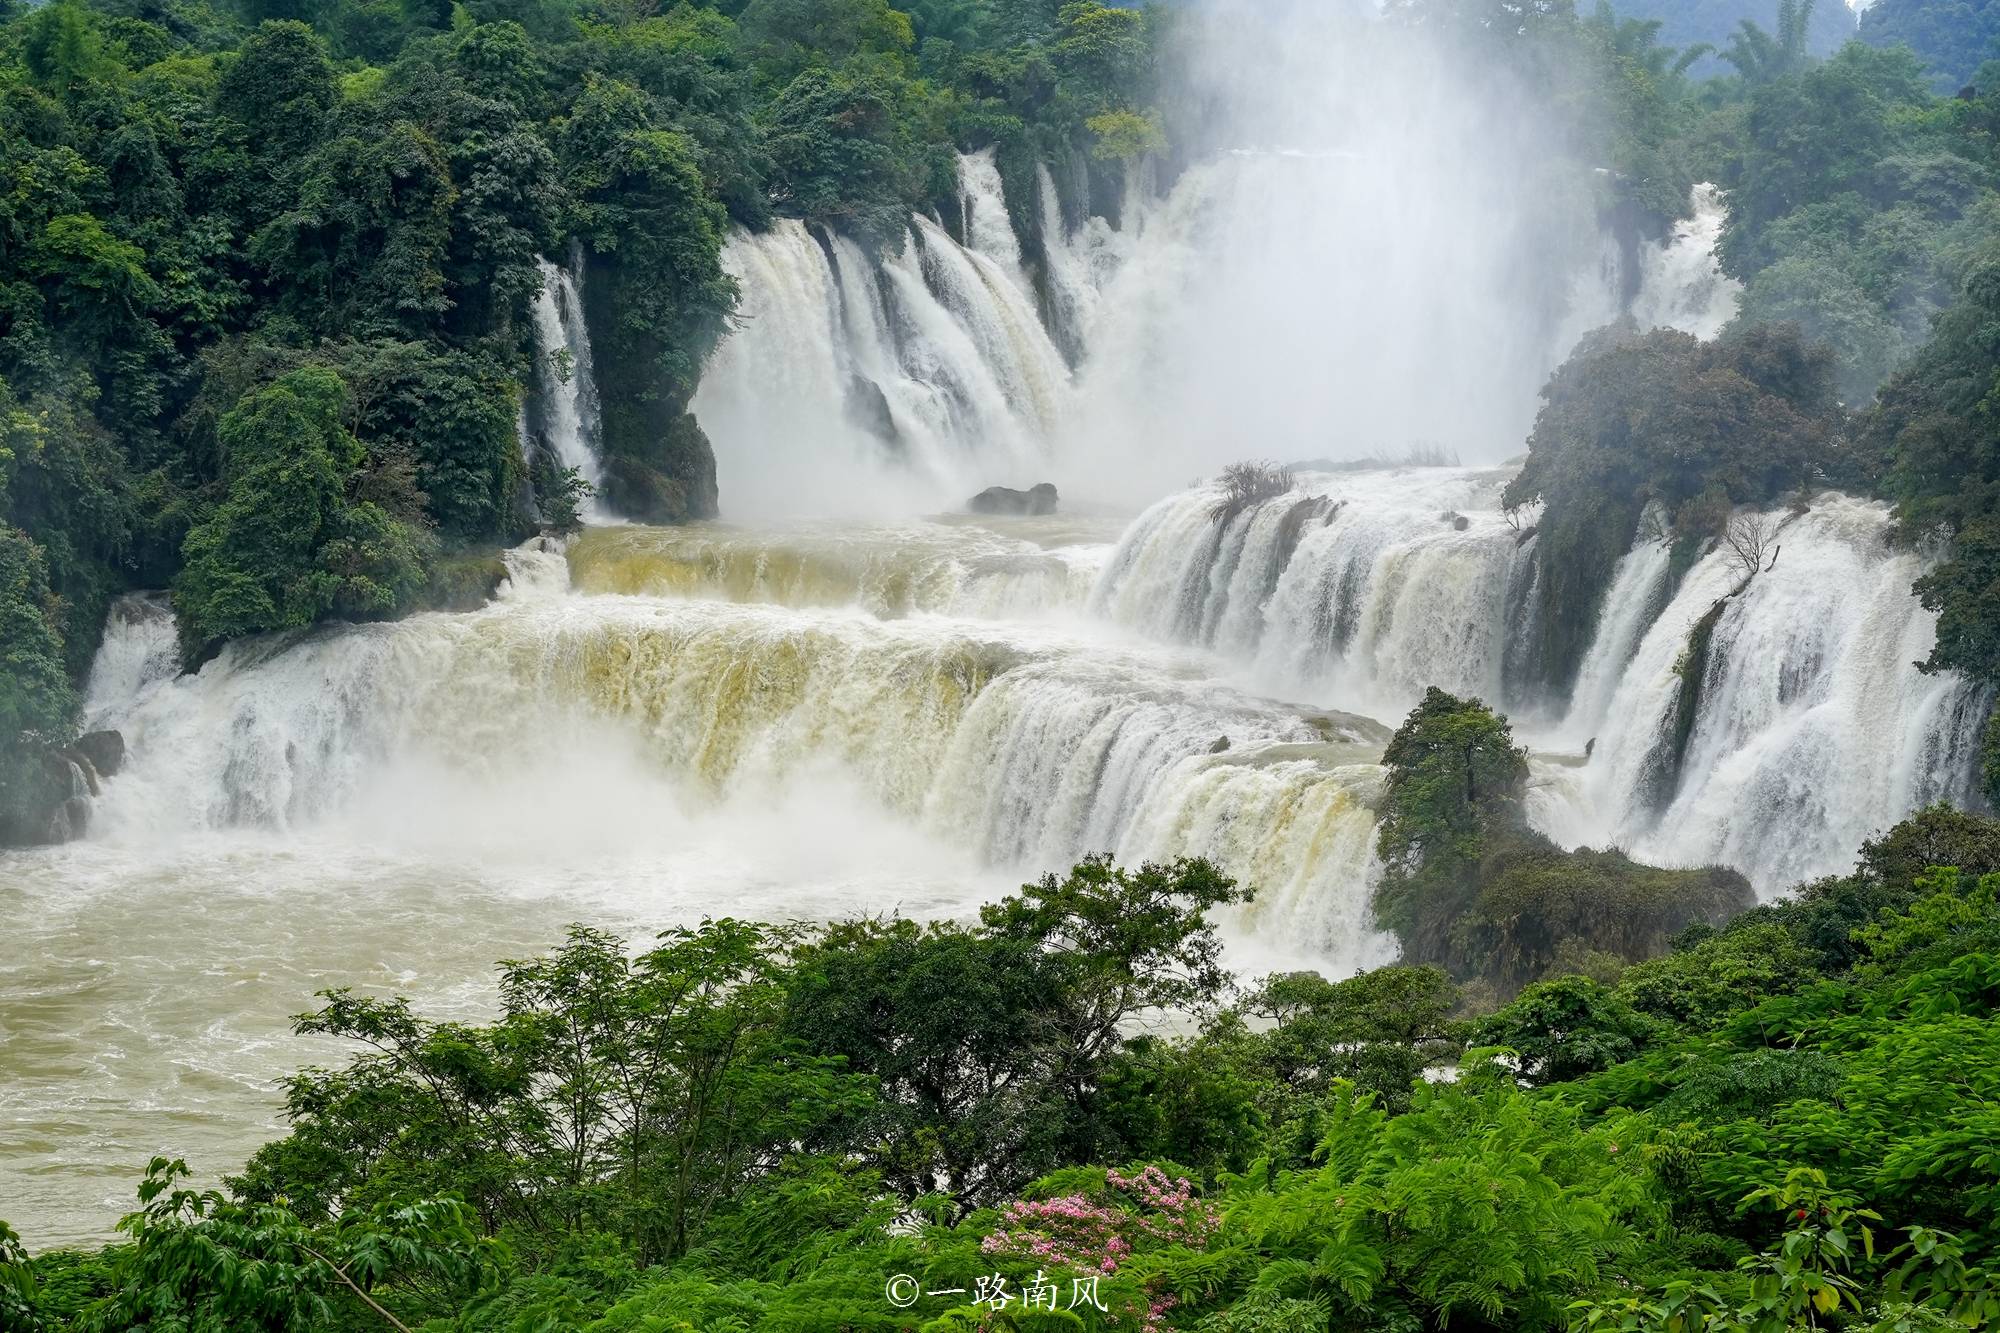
left=1094, top=467, right=1531, bottom=717
left=1557, top=496, right=1983, bottom=888
left=1559, top=527, right=1674, bottom=743
left=1627, top=184, right=1740, bottom=340
left=85, top=577, right=1394, bottom=972
left=958, top=147, right=1033, bottom=298
left=1092, top=475, right=1985, bottom=891
left=691, top=206, right=1067, bottom=518
left=1560, top=183, right=1742, bottom=354
left=82, top=593, right=180, bottom=723
left=529, top=253, right=607, bottom=517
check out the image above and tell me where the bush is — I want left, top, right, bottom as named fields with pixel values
left=1207, top=461, right=1295, bottom=525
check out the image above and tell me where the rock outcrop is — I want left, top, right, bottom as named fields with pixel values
left=968, top=482, right=1059, bottom=516
left=75, top=729, right=126, bottom=778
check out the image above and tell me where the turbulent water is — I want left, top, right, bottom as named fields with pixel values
left=1096, top=471, right=1985, bottom=889
left=0, top=140, right=1979, bottom=1248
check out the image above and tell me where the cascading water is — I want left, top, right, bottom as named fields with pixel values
left=1094, top=467, right=1533, bottom=717
left=528, top=253, right=607, bottom=517
left=1627, top=184, right=1741, bottom=339
left=1096, top=473, right=1987, bottom=891
left=691, top=159, right=1071, bottom=519
left=1560, top=183, right=1743, bottom=353
left=82, top=593, right=180, bottom=723
left=1546, top=496, right=1984, bottom=887
left=80, top=546, right=1391, bottom=978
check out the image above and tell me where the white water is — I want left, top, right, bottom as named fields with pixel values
left=1096, top=473, right=1985, bottom=891
left=1561, top=183, right=1743, bottom=354
left=82, top=593, right=179, bottom=724
left=528, top=253, right=607, bottom=517
left=1628, top=184, right=1741, bottom=340
left=691, top=155, right=1070, bottom=520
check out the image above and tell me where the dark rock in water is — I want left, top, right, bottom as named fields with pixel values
left=1208, top=736, right=1231, bottom=754
left=844, top=374, right=900, bottom=452
left=420, top=552, right=509, bottom=613
left=968, top=483, right=1059, bottom=516
left=2, top=750, right=92, bottom=847
left=1452, top=514, right=1470, bottom=531
left=600, top=413, right=720, bottom=524
left=75, top=730, right=126, bottom=779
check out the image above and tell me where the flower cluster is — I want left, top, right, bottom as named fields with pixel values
left=980, top=1166, right=1219, bottom=1329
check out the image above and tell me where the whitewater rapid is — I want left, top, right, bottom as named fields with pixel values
left=1095, top=470, right=1985, bottom=889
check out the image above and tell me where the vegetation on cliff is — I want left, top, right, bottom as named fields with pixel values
left=1373, top=687, right=1753, bottom=997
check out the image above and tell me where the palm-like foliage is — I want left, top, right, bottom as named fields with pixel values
left=1722, top=0, right=1820, bottom=84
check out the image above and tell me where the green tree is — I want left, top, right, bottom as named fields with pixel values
left=1468, top=974, right=1658, bottom=1084
left=172, top=367, right=427, bottom=659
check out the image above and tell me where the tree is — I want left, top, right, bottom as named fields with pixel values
left=235, top=922, right=870, bottom=1267
left=559, top=77, right=736, bottom=522
left=1468, top=974, right=1657, bottom=1084
left=782, top=857, right=1248, bottom=1207
left=1233, top=965, right=1462, bottom=1113
left=215, top=21, right=337, bottom=208
left=172, top=367, right=427, bottom=660
left=1378, top=686, right=1530, bottom=877
left=1718, top=0, right=1822, bottom=87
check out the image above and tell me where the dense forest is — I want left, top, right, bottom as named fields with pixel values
left=8, top=769, right=2000, bottom=1328
left=1861, top=0, right=2000, bottom=89
left=8, top=0, right=2000, bottom=1327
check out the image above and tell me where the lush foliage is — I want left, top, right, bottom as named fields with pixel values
left=1373, top=686, right=1752, bottom=994
left=12, top=815, right=2000, bottom=1329
left=1861, top=0, right=2000, bottom=92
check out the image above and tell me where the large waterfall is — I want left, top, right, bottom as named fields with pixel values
left=3, top=88, right=1982, bottom=1251
left=81, top=530, right=1393, bottom=979
left=1093, top=470, right=1985, bottom=890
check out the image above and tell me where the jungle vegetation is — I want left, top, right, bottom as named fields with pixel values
left=6, top=819, right=2000, bottom=1329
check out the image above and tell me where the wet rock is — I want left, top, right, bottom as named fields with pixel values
left=1208, top=736, right=1231, bottom=754
left=600, top=413, right=719, bottom=524
left=844, top=374, right=901, bottom=452
left=75, top=729, right=125, bottom=778
left=2, top=750, right=92, bottom=847
left=968, top=482, right=1059, bottom=516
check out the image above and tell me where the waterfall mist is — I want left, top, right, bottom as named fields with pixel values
left=686, top=4, right=1622, bottom=517
left=1056, top=0, right=1604, bottom=500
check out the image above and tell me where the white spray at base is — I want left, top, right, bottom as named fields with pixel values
left=80, top=545, right=1395, bottom=974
